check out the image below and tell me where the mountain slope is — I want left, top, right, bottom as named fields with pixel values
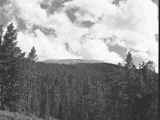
left=14, top=60, right=158, bottom=120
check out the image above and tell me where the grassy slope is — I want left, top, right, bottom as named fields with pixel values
left=0, top=110, right=44, bottom=120
left=0, top=110, right=60, bottom=120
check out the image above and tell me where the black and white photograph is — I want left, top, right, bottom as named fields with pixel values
left=0, top=0, right=159, bottom=120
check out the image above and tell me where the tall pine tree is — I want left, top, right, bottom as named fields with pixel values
left=123, top=52, right=138, bottom=119
left=0, top=25, right=3, bottom=108
left=0, top=25, right=3, bottom=45
left=0, top=23, right=25, bottom=111
left=28, top=46, right=38, bottom=62
left=125, top=52, right=134, bottom=70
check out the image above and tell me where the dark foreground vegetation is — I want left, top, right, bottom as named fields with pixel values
left=0, top=24, right=159, bottom=120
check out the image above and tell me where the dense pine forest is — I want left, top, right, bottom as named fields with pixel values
left=0, top=24, right=159, bottom=120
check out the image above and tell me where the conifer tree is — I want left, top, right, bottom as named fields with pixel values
left=0, top=23, right=25, bottom=110
left=0, top=25, right=3, bottom=45
left=125, top=52, right=134, bottom=70
left=0, top=25, right=3, bottom=108
left=28, top=46, right=38, bottom=62
left=123, top=52, right=137, bottom=119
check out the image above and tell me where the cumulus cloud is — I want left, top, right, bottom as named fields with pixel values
left=17, top=29, right=82, bottom=61
left=0, top=0, right=158, bottom=71
left=66, top=0, right=158, bottom=70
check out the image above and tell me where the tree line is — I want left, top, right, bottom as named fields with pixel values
left=0, top=23, right=37, bottom=110
left=0, top=23, right=158, bottom=120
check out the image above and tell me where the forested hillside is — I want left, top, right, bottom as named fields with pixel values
left=14, top=59, right=158, bottom=120
left=0, top=23, right=158, bottom=120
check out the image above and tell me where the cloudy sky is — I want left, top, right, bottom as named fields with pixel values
left=0, top=0, right=159, bottom=71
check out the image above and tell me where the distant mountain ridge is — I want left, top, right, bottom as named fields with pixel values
left=43, top=59, right=104, bottom=64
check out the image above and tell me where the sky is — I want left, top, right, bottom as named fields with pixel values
left=0, top=0, right=159, bottom=71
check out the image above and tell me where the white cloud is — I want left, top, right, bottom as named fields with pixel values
left=4, top=0, right=157, bottom=72
left=13, top=0, right=48, bottom=27
left=72, top=0, right=158, bottom=68
left=17, top=29, right=82, bottom=61
left=79, top=38, right=123, bottom=64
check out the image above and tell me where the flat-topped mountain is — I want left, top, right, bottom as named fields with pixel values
left=6, top=59, right=158, bottom=120
left=43, top=59, right=104, bottom=64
